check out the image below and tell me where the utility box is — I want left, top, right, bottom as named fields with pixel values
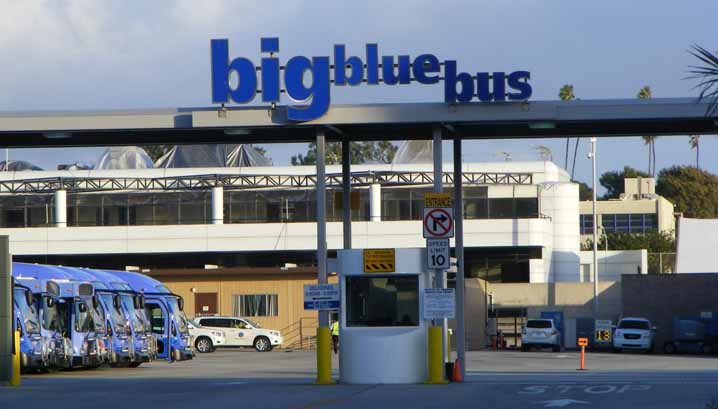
left=337, top=248, right=431, bottom=384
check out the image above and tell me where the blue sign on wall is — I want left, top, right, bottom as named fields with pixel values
left=211, top=38, right=532, bottom=122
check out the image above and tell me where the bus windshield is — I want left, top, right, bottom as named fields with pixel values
left=14, top=288, right=40, bottom=334
left=100, top=293, right=129, bottom=335
left=75, top=302, right=95, bottom=333
left=91, top=299, right=106, bottom=334
left=42, top=296, right=63, bottom=333
left=120, top=294, right=146, bottom=333
left=166, top=297, right=188, bottom=335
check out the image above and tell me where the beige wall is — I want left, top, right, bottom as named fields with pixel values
left=160, top=274, right=338, bottom=348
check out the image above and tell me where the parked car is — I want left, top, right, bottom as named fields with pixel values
left=613, top=317, right=655, bottom=353
left=193, top=316, right=282, bottom=352
left=521, top=319, right=561, bottom=352
left=186, top=321, right=226, bottom=353
left=663, top=318, right=716, bottom=355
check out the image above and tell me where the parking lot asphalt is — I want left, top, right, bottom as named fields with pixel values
left=3, top=349, right=718, bottom=409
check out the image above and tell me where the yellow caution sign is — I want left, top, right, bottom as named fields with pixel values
left=424, top=192, right=452, bottom=208
left=363, top=249, right=395, bottom=273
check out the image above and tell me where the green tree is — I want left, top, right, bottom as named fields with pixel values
left=599, top=166, right=650, bottom=199
left=687, top=44, right=718, bottom=117
left=291, top=141, right=397, bottom=165
left=656, top=165, right=718, bottom=218
left=689, top=135, right=701, bottom=169
left=575, top=180, right=593, bottom=201
left=637, top=86, right=657, bottom=176
left=582, top=231, right=675, bottom=273
left=141, top=145, right=172, bottom=162
left=558, top=84, right=576, bottom=171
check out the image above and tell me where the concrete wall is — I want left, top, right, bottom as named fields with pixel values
left=489, top=281, right=622, bottom=322
left=461, top=278, right=488, bottom=350
left=579, top=250, right=647, bottom=281
left=622, top=274, right=718, bottom=350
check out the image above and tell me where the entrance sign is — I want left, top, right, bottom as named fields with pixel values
left=363, top=249, right=396, bottom=273
left=211, top=38, right=533, bottom=121
left=424, top=192, right=453, bottom=208
left=423, top=288, right=455, bottom=319
left=303, top=284, right=339, bottom=310
left=427, top=239, right=450, bottom=269
left=423, top=208, right=454, bottom=238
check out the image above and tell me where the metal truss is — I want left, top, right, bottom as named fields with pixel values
left=0, top=171, right=533, bottom=194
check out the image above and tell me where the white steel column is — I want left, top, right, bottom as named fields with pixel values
left=54, top=189, right=67, bottom=228
left=211, top=186, right=224, bottom=225
left=342, top=140, right=352, bottom=249
left=453, top=136, right=465, bottom=380
left=590, top=137, right=599, bottom=316
left=369, top=184, right=382, bottom=222
left=316, top=129, right=328, bottom=327
left=432, top=126, right=448, bottom=365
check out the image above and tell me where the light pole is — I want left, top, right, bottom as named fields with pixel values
left=589, top=137, right=599, bottom=317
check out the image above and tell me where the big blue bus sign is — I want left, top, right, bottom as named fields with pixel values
left=211, top=38, right=532, bottom=121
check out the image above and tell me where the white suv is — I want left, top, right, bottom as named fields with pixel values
left=186, top=321, right=226, bottom=353
left=521, top=319, right=561, bottom=352
left=194, top=317, right=283, bottom=352
left=613, top=317, right=655, bottom=353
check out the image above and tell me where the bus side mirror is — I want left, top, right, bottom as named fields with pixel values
left=113, top=296, right=122, bottom=311
left=133, top=296, right=141, bottom=309
left=16, top=319, right=23, bottom=337
left=178, top=298, right=184, bottom=312
left=140, top=296, right=146, bottom=309
left=79, top=302, right=88, bottom=313
left=26, top=291, right=33, bottom=306
left=46, top=298, right=55, bottom=308
left=93, top=295, right=100, bottom=309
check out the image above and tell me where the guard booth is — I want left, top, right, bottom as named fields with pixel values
left=337, top=248, right=431, bottom=384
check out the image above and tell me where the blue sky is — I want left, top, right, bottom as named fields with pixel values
left=0, top=0, right=717, bottom=187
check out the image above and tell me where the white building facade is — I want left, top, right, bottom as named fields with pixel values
left=0, top=161, right=581, bottom=283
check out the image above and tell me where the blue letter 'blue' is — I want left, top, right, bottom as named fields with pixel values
left=261, top=37, right=280, bottom=102
left=507, top=71, right=532, bottom=100
left=413, top=54, right=440, bottom=84
left=285, top=56, right=331, bottom=121
left=211, top=39, right=257, bottom=103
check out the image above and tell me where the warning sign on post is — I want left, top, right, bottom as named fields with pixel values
left=363, top=249, right=396, bottom=273
left=423, top=288, right=455, bottom=319
left=423, top=208, right=454, bottom=239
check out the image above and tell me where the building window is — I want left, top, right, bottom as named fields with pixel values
left=233, top=294, right=278, bottom=317
left=345, top=275, right=419, bottom=327
left=580, top=214, right=594, bottom=235
left=599, top=213, right=657, bottom=234
left=0, top=195, right=54, bottom=227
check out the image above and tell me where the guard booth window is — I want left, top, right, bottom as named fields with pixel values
left=346, top=275, right=419, bottom=327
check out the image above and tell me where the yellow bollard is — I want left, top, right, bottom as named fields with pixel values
left=315, top=326, right=334, bottom=385
left=10, top=330, right=20, bottom=387
left=426, top=326, right=447, bottom=384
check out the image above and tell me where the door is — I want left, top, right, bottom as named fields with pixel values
left=146, top=301, right=169, bottom=359
left=230, top=318, right=253, bottom=346
left=194, top=293, right=218, bottom=316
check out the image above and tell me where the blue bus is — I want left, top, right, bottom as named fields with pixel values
left=14, top=263, right=103, bottom=368
left=109, top=270, right=193, bottom=362
left=13, top=280, right=50, bottom=371
left=80, top=268, right=156, bottom=366
left=13, top=275, right=69, bottom=369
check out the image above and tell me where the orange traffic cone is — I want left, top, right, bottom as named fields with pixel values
left=452, top=359, right=463, bottom=383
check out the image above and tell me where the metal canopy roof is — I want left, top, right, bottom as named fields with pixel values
left=0, top=97, right=715, bottom=147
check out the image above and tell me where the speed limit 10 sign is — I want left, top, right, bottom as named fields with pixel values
left=427, top=239, right=450, bottom=269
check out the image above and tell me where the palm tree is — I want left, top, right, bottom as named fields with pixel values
left=559, top=85, right=576, bottom=170
left=688, top=45, right=718, bottom=117
left=689, top=135, right=701, bottom=168
left=637, top=86, right=657, bottom=176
